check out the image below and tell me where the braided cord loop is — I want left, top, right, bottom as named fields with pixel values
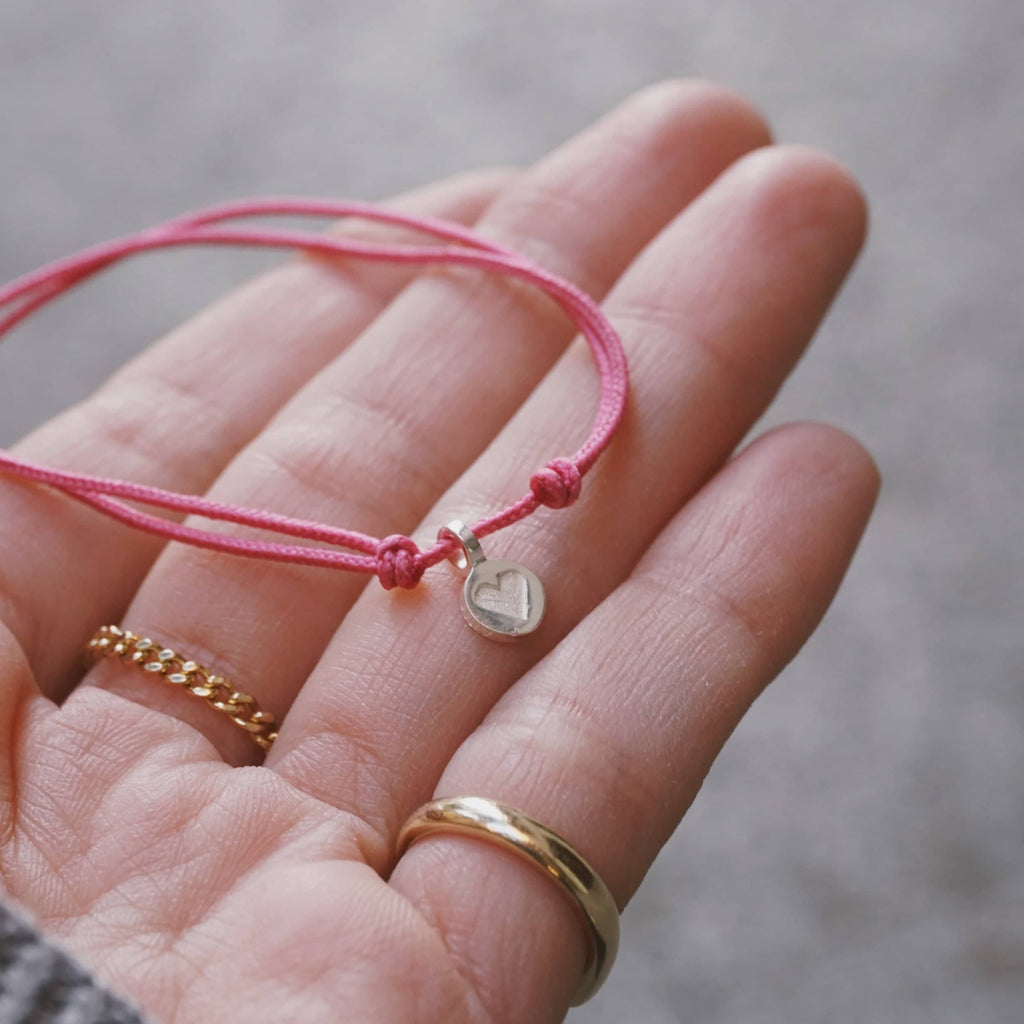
left=0, top=198, right=628, bottom=587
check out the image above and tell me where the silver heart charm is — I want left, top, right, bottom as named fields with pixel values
left=438, top=521, right=546, bottom=641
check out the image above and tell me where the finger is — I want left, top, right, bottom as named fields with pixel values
left=0, top=168, right=510, bottom=693
left=85, top=80, right=772, bottom=766
left=0, top=618, right=38, bottom=823
left=389, top=422, right=880, bottom=1019
left=274, top=146, right=868, bottom=846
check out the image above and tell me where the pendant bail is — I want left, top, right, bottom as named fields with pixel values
left=437, top=520, right=486, bottom=572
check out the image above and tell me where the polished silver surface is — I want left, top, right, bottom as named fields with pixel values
left=437, top=519, right=485, bottom=572
left=438, top=521, right=546, bottom=641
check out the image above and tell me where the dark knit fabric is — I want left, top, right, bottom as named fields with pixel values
left=0, top=903, right=147, bottom=1024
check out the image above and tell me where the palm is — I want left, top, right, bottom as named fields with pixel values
left=0, top=82, right=877, bottom=1024
left=4, top=696, right=450, bottom=1021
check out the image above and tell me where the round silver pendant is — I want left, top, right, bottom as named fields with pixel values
left=438, top=521, right=546, bottom=641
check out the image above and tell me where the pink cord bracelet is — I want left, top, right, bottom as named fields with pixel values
left=0, top=198, right=628, bottom=639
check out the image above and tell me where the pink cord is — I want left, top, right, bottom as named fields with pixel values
left=0, top=199, right=628, bottom=589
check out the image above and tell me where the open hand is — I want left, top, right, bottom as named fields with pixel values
left=0, top=81, right=877, bottom=1023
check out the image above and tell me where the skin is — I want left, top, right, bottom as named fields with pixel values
left=0, top=81, right=879, bottom=1023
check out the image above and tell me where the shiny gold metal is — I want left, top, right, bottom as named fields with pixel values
left=87, top=625, right=277, bottom=752
left=396, top=795, right=619, bottom=1005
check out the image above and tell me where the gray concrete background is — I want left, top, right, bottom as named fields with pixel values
left=0, top=3, right=1021, bottom=1021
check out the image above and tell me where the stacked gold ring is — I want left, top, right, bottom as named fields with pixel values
left=397, top=796, right=620, bottom=1005
left=87, top=625, right=277, bottom=751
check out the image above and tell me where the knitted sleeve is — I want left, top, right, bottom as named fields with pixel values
left=0, top=902, right=148, bottom=1024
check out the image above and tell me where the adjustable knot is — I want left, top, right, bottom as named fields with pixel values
left=375, top=534, right=424, bottom=590
left=530, top=458, right=582, bottom=509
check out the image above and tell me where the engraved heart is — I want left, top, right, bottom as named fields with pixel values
left=472, top=569, right=531, bottom=624
left=461, top=557, right=545, bottom=641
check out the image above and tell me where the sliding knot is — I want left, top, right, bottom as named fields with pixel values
left=375, top=534, right=424, bottom=590
left=530, top=458, right=582, bottom=509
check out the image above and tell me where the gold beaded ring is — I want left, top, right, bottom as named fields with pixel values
left=87, top=625, right=277, bottom=751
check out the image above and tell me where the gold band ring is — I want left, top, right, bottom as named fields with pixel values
left=396, top=796, right=620, bottom=1005
left=87, top=625, right=278, bottom=752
